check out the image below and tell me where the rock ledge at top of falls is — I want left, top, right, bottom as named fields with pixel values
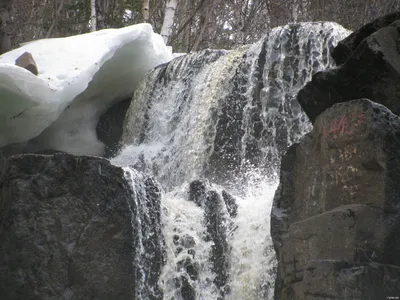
left=271, top=99, right=400, bottom=300
left=0, top=153, right=164, bottom=300
left=0, top=24, right=172, bottom=156
left=297, top=13, right=400, bottom=123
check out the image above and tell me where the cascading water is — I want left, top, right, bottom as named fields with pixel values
left=112, top=22, right=351, bottom=299
left=123, top=167, right=165, bottom=299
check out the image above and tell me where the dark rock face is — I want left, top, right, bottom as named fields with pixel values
left=96, top=98, right=131, bottom=158
left=0, top=154, right=164, bottom=300
left=332, top=11, right=400, bottom=65
left=0, top=150, right=5, bottom=173
left=298, top=261, right=400, bottom=299
left=298, top=17, right=400, bottom=123
left=272, top=99, right=400, bottom=300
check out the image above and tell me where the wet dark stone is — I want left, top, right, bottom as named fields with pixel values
left=188, top=180, right=207, bottom=207
left=138, top=177, right=165, bottom=299
left=181, top=276, right=196, bottom=300
left=222, top=190, right=238, bottom=218
left=187, top=179, right=237, bottom=298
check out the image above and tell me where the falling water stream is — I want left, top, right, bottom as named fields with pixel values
left=112, top=22, right=351, bottom=300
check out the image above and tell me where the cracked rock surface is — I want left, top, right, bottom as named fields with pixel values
left=271, top=99, right=400, bottom=300
left=0, top=154, right=137, bottom=300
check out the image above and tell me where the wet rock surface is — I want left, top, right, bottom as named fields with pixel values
left=298, top=15, right=400, bottom=123
left=272, top=99, right=400, bottom=300
left=0, top=153, right=163, bottom=300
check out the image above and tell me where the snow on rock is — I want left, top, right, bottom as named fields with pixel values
left=0, top=23, right=172, bottom=155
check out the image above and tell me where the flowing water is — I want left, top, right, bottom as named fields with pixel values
left=112, top=22, right=351, bottom=299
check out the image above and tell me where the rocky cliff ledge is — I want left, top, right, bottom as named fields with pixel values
left=298, top=12, right=400, bottom=123
left=271, top=99, right=400, bottom=299
left=271, top=13, right=400, bottom=299
left=0, top=154, right=163, bottom=300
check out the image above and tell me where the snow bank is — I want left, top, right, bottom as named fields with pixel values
left=0, top=23, right=172, bottom=155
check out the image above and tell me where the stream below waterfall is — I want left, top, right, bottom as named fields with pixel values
left=112, top=22, right=351, bottom=300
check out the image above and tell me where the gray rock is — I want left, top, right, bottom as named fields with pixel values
left=293, top=260, right=400, bottom=300
left=15, top=51, right=38, bottom=75
left=0, top=153, right=163, bottom=300
left=272, top=99, right=400, bottom=299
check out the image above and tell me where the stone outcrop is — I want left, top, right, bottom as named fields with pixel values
left=0, top=154, right=164, bottom=300
left=15, top=51, right=38, bottom=75
left=271, top=99, right=400, bottom=299
left=332, top=11, right=400, bottom=65
left=298, top=14, right=400, bottom=123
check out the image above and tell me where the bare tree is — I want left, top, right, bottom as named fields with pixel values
left=142, top=0, right=149, bottom=22
left=91, top=0, right=97, bottom=31
left=45, top=0, right=65, bottom=38
left=191, top=0, right=215, bottom=51
left=2, top=0, right=400, bottom=54
left=160, top=0, right=178, bottom=44
left=0, top=0, right=12, bottom=54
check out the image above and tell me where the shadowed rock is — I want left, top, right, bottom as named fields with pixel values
left=332, top=11, right=400, bottom=65
left=298, top=17, right=400, bottom=123
left=0, top=153, right=164, bottom=300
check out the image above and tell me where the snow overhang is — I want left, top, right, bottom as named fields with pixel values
left=0, top=23, right=173, bottom=155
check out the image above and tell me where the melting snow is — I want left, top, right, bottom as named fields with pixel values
left=0, top=23, right=172, bottom=155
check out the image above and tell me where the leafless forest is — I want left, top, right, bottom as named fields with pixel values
left=1, top=0, right=399, bottom=54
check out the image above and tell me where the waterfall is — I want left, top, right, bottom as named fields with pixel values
left=123, top=167, right=165, bottom=299
left=112, top=22, right=350, bottom=299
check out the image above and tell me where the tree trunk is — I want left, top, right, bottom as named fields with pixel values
left=0, top=0, right=12, bottom=54
left=182, top=0, right=192, bottom=52
left=142, top=0, right=149, bottom=23
left=192, top=0, right=215, bottom=51
left=160, top=0, right=178, bottom=45
left=45, top=0, right=64, bottom=38
left=91, top=0, right=97, bottom=31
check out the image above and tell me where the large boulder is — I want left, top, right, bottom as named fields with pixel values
left=298, top=16, right=400, bottom=123
left=271, top=99, right=400, bottom=299
left=332, top=11, right=400, bottom=65
left=0, top=154, right=164, bottom=300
